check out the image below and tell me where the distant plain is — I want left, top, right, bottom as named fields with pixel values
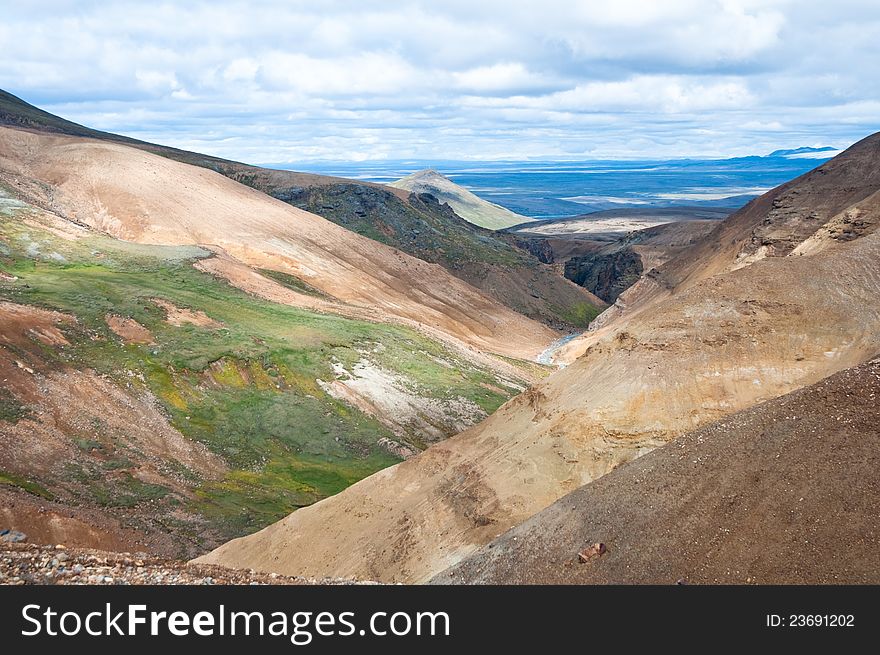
left=280, top=153, right=836, bottom=218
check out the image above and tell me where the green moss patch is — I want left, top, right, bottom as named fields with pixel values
left=0, top=470, right=54, bottom=500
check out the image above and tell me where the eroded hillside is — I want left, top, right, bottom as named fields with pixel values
left=436, top=359, right=880, bottom=585
left=197, top=135, right=880, bottom=583
left=0, top=89, right=602, bottom=331
left=0, top=195, right=533, bottom=556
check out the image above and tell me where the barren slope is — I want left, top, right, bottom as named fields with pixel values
left=560, top=132, right=880, bottom=361
left=390, top=169, right=533, bottom=230
left=436, top=359, right=880, bottom=584
left=1, top=89, right=600, bottom=331
left=271, top=183, right=604, bottom=329
left=198, top=136, right=880, bottom=583
left=0, top=127, right=556, bottom=360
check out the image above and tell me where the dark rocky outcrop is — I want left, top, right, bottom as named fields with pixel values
left=564, top=248, right=643, bottom=303
left=512, top=237, right=555, bottom=264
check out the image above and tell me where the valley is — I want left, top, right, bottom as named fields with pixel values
left=199, top=134, right=880, bottom=583
left=1, top=88, right=878, bottom=588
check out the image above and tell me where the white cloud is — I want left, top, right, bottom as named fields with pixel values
left=257, top=52, right=421, bottom=96
left=742, top=120, right=784, bottom=131
left=0, top=0, right=877, bottom=161
left=452, top=63, right=551, bottom=93
left=135, top=70, right=181, bottom=94
left=540, top=77, right=755, bottom=113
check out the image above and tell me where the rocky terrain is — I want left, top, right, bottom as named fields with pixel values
left=435, top=358, right=880, bottom=584
left=563, top=131, right=880, bottom=361
left=507, top=209, right=726, bottom=302
left=390, top=169, right=533, bottom=230
left=198, top=134, right=880, bottom=584
left=0, top=542, right=359, bottom=585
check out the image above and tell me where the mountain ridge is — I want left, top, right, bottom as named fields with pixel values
left=0, top=89, right=602, bottom=331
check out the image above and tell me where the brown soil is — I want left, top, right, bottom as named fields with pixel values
left=0, top=487, right=171, bottom=554
left=105, top=314, right=154, bottom=344
left=436, top=359, right=880, bottom=584
left=151, top=298, right=221, bottom=328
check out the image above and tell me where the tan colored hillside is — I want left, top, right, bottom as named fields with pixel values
left=390, top=169, right=534, bottom=230
left=197, top=134, right=880, bottom=583
left=435, top=358, right=880, bottom=584
left=0, top=127, right=556, bottom=361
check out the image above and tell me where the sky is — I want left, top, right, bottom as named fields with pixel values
left=1, top=1, right=879, bottom=164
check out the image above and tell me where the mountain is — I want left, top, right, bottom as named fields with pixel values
left=435, top=358, right=880, bottom=584
left=0, top=90, right=601, bottom=331
left=253, top=181, right=603, bottom=329
left=769, top=145, right=839, bottom=158
left=0, top=124, right=557, bottom=361
left=563, top=130, right=880, bottom=359
left=389, top=169, right=535, bottom=230
left=0, top=95, right=564, bottom=556
left=197, top=133, right=880, bottom=583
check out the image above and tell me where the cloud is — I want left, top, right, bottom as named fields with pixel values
left=451, top=63, right=556, bottom=94
left=489, top=76, right=756, bottom=113
left=0, top=0, right=878, bottom=161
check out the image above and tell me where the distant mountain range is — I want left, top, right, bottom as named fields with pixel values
left=768, top=145, right=841, bottom=158
left=298, top=152, right=840, bottom=218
